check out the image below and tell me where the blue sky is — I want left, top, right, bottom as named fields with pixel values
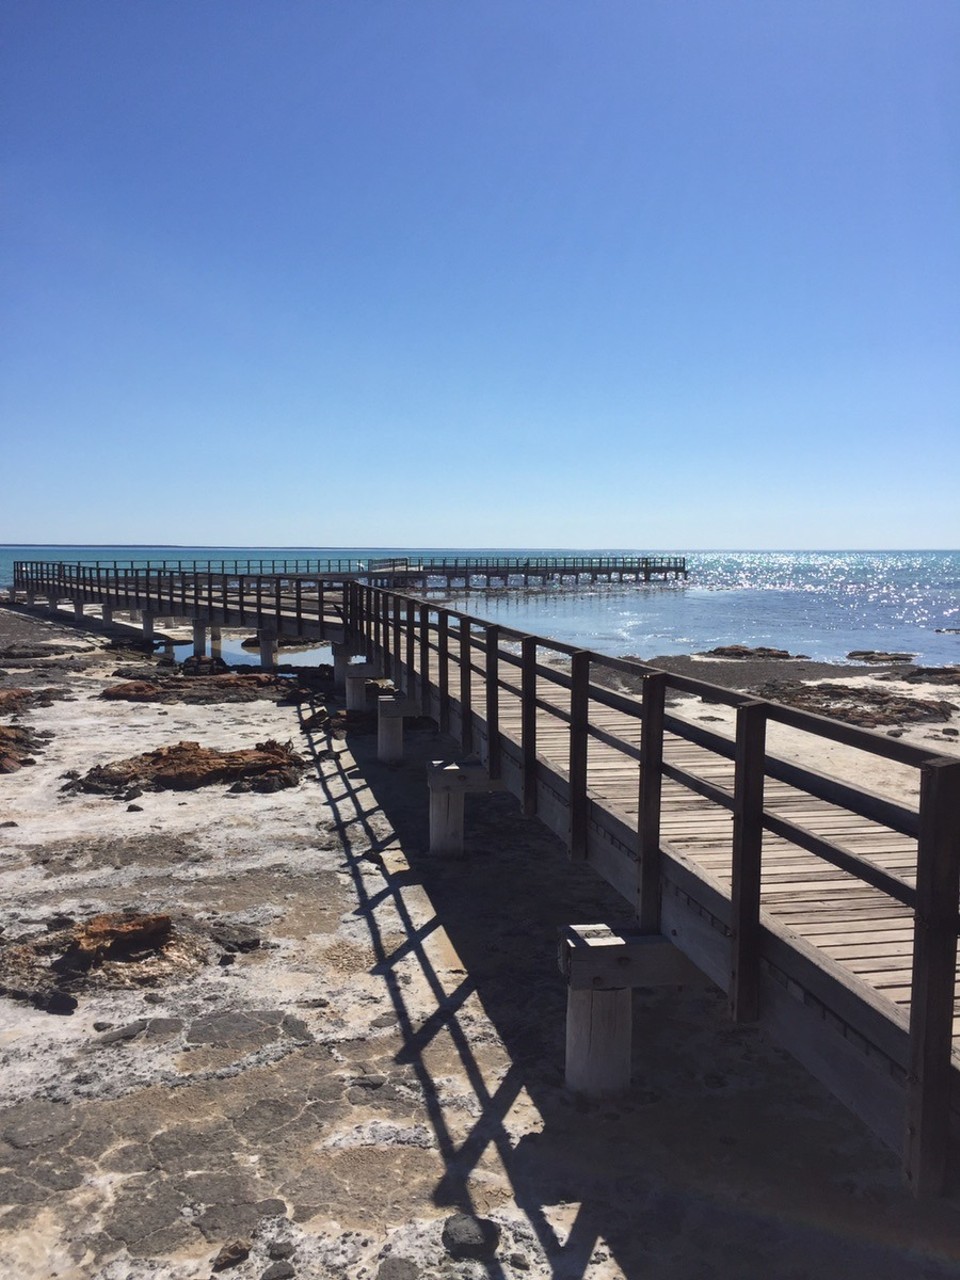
left=2, top=1, right=957, bottom=548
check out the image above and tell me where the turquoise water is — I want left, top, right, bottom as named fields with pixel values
left=2, top=546, right=958, bottom=666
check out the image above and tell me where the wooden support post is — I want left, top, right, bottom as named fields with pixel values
left=904, top=758, right=960, bottom=1197
left=638, top=671, right=666, bottom=931
left=377, top=695, right=405, bottom=764
left=438, top=612, right=450, bottom=734
left=192, top=620, right=207, bottom=658
left=418, top=603, right=431, bottom=717
left=729, top=701, right=767, bottom=1023
left=560, top=924, right=704, bottom=1096
left=569, top=650, right=590, bottom=860
left=393, top=595, right=402, bottom=684
left=459, top=620, right=473, bottom=753
left=565, top=988, right=633, bottom=1096
left=485, top=625, right=501, bottom=780
left=345, top=661, right=382, bottom=711
left=274, top=577, right=282, bottom=630
left=427, top=762, right=467, bottom=855
left=258, top=626, right=278, bottom=670
left=295, top=578, right=303, bottom=635
left=405, top=598, right=415, bottom=692
left=521, top=635, right=538, bottom=815
left=332, top=643, right=350, bottom=692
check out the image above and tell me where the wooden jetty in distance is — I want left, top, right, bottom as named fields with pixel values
left=8, top=558, right=960, bottom=1196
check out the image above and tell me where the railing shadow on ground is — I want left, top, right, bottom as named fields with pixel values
left=294, top=703, right=960, bottom=1280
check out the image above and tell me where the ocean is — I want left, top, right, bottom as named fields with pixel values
left=2, top=546, right=958, bottom=667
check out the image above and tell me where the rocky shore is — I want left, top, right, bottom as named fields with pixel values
left=2, top=608, right=960, bottom=1279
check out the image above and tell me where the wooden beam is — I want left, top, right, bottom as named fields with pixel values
left=638, top=671, right=666, bottom=931
left=569, top=650, right=590, bottom=860
left=730, top=701, right=767, bottom=1023
left=904, top=757, right=960, bottom=1197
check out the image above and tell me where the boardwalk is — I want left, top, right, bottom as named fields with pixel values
left=349, top=581, right=959, bottom=1196
left=8, top=560, right=960, bottom=1195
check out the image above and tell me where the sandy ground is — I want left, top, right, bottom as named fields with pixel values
left=2, top=607, right=960, bottom=1279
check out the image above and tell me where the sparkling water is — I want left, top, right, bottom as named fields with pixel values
left=2, top=546, right=957, bottom=666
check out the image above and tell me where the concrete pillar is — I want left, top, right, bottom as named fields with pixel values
left=101, top=605, right=113, bottom=628
left=377, top=696, right=405, bottom=763
left=26, top=591, right=36, bottom=607
left=129, top=609, right=142, bottom=623
left=259, top=628, right=278, bottom=669
left=332, top=643, right=351, bottom=692
left=427, top=762, right=468, bottom=855
left=192, top=620, right=207, bottom=658
left=73, top=600, right=85, bottom=621
left=565, top=988, right=632, bottom=1096
left=211, top=627, right=222, bottom=659
left=48, top=596, right=60, bottom=614
left=344, top=661, right=381, bottom=711
left=141, top=613, right=155, bottom=641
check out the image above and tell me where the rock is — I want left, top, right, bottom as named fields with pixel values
left=943, top=727, right=959, bottom=737
left=182, top=654, right=231, bottom=676
left=751, top=681, right=957, bottom=729
left=209, top=922, right=262, bottom=953
left=700, top=645, right=806, bottom=660
left=97, top=1019, right=148, bottom=1046
left=441, top=1213, right=501, bottom=1261
left=267, top=1240, right=296, bottom=1260
left=0, top=820, right=18, bottom=828
left=127, top=804, right=144, bottom=812
left=508, top=1253, right=530, bottom=1270
left=378, top=1259, right=418, bottom=1280
left=846, top=650, right=916, bottom=663
left=101, top=673, right=298, bottom=705
left=212, top=1239, right=251, bottom=1270
left=73, top=740, right=306, bottom=795
left=54, top=914, right=173, bottom=973
left=261, top=1263, right=296, bottom=1280
left=896, top=666, right=960, bottom=686
left=0, top=723, right=51, bottom=771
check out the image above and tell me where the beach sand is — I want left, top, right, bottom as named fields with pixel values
left=1, top=608, right=960, bottom=1278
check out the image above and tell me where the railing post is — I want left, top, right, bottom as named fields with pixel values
left=405, top=598, right=415, bottom=692
left=438, top=611, right=450, bottom=734
left=418, top=603, right=431, bottom=717
left=459, top=619, right=473, bottom=753
left=904, top=757, right=960, bottom=1197
left=393, top=594, right=402, bottom=686
left=637, top=671, right=667, bottom=931
left=485, top=625, right=501, bottom=780
left=730, top=701, right=767, bottom=1023
left=569, top=650, right=590, bottom=860
left=521, top=636, right=538, bottom=815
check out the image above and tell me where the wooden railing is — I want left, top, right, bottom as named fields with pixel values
left=344, top=580, right=960, bottom=1196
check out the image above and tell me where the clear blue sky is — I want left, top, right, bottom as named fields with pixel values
left=2, top=1, right=957, bottom=548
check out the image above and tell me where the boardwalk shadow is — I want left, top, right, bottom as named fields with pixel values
left=300, top=709, right=960, bottom=1280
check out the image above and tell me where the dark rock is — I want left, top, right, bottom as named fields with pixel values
left=0, top=820, right=18, bottom=828
left=508, top=1253, right=530, bottom=1270
left=212, top=1240, right=251, bottom=1271
left=441, top=1213, right=501, bottom=1261
left=209, top=922, right=262, bottom=953
left=700, top=645, right=805, bottom=660
left=127, top=804, right=144, bottom=812
left=846, top=650, right=916, bottom=663
left=378, top=1259, right=419, bottom=1280
left=97, top=1019, right=148, bottom=1046
left=261, top=1263, right=296, bottom=1280
left=267, top=1240, right=296, bottom=1260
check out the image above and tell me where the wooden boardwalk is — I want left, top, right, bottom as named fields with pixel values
left=8, top=561, right=960, bottom=1193
left=351, top=582, right=960, bottom=1195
